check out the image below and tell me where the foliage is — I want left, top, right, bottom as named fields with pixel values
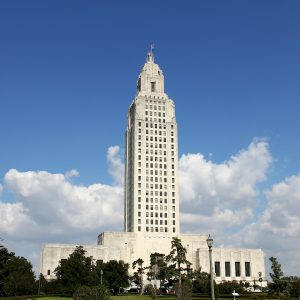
left=268, top=256, right=287, bottom=294
left=73, top=284, right=110, bottom=300
left=0, top=243, right=35, bottom=296
left=132, top=258, right=145, bottom=294
left=191, top=271, right=211, bottom=293
left=146, top=252, right=169, bottom=287
left=174, top=280, right=192, bottom=300
left=283, top=276, right=300, bottom=298
left=217, top=280, right=246, bottom=295
left=96, top=260, right=129, bottom=295
left=55, top=246, right=96, bottom=294
left=144, top=284, right=156, bottom=299
left=49, top=246, right=129, bottom=295
left=166, top=237, right=191, bottom=285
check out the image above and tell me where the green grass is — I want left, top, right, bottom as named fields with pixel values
left=35, top=298, right=72, bottom=300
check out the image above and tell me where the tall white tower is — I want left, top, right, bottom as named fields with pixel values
left=124, top=51, right=180, bottom=235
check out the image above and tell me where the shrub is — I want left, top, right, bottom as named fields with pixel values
left=144, top=284, right=156, bottom=299
left=73, top=285, right=111, bottom=300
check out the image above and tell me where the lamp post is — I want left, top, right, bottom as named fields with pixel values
left=207, top=234, right=215, bottom=300
left=258, top=272, right=262, bottom=291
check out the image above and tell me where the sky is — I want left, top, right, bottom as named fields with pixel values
left=0, top=0, right=300, bottom=277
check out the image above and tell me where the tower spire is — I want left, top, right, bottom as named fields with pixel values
left=147, top=44, right=155, bottom=62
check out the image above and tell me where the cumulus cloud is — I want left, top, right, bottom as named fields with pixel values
left=1, top=169, right=123, bottom=242
left=65, top=169, right=79, bottom=179
left=179, top=139, right=272, bottom=233
left=107, top=146, right=124, bottom=186
left=1, top=141, right=300, bottom=276
left=234, top=173, right=300, bottom=275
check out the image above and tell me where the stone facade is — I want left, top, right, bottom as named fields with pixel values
left=40, top=51, right=266, bottom=285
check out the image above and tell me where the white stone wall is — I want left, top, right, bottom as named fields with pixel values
left=198, top=247, right=266, bottom=284
left=40, top=244, right=121, bottom=280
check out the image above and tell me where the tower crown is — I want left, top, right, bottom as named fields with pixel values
left=136, top=52, right=166, bottom=96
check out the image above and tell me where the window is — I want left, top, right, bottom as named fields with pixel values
left=235, top=262, right=241, bottom=277
left=245, top=262, right=251, bottom=277
left=47, top=269, right=51, bottom=276
left=138, top=226, right=141, bottom=231
left=225, top=262, right=231, bottom=277
left=215, top=262, right=220, bottom=277
left=151, top=82, right=156, bottom=92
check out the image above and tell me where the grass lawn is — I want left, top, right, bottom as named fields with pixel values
left=36, top=298, right=72, bottom=300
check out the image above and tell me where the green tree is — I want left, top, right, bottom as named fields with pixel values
left=218, top=280, right=245, bottom=295
left=147, top=253, right=166, bottom=286
left=0, top=244, right=15, bottom=296
left=73, top=284, right=111, bottom=300
left=269, top=256, right=287, bottom=294
left=191, top=271, right=211, bottom=293
left=132, top=258, right=145, bottom=294
left=166, top=237, right=191, bottom=285
left=0, top=244, right=35, bottom=296
left=96, top=260, right=129, bottom=294
left=289, top=277, right=300, bottom=298
left=55, top=246, right=95, bottom=293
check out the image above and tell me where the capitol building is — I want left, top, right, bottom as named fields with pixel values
left=41, top=51, right=265, bottom=285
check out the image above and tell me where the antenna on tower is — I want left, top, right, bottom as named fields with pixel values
left=150, top=43, right=155, bottom=54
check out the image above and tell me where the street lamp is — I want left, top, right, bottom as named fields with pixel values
left=258, top=272, right=262, bottom=291
left=207, top=234, right=215, bottom=300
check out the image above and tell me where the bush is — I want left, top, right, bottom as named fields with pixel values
left=73, top=285, right=111, bottom=300
left=144, top=284, right=156, bottom=299
left=174, top=281, right=192, bottom=300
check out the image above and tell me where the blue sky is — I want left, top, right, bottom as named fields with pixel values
left=0, top=1, right=300, bottom=275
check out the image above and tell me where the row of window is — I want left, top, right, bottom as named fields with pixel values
left=145, top=111, right=166, bottom=117
left=145, top=117, right=165, bottom=123
left=138, top=121, right=174, bottom=130
left=145, top=104, right=165, bottom=111
left=143, top=219, right=175, bottom=225
left=214, top=261, right=251, bottom=277
left=139, top=226, right=176, bottom=233
left=143, top=204, right=176, bottom=211
left=141, top=198, right=176, bottom=204
left=143, top=129, right=167, bottom=136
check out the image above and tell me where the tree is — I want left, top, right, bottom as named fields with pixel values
left=269, top=256, right=287, bottom=294
left=191, top=271, right=211, bottom=294
left=132, top=258, right=145, bottom=294
left=166, top=237, right=191, bottom=285
left=73, top=284, right=111, bottom=300
left=0, top=244, right=15, bottom=296
left=217, top=280, right=245, bottom=295
left=0, top=244, right=35, bottom=296
left=147, top=253, right=165, bottom=286
left=288, top=277, right=300, bottom=298
left=96, top=260, right=129, bottom=294
left=55, top=246, right=95, bottom=293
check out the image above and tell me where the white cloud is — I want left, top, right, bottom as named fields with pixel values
left=107, top=146, right=124, bottom=186
left=1, top=141, right=300, bottom=276
left=2, top=169, right=123, bottom=240
left=179, top=139, right=272, bottom=234
left=0, top=183, right=3, bottom=195
left=65, top=169, right=79, bottom=178
left=235, top=173, right=300, bottom=276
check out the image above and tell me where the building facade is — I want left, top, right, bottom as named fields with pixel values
left=124, top=51, right=179, bottom=235
left=40, top=51, right=266, bottom=286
